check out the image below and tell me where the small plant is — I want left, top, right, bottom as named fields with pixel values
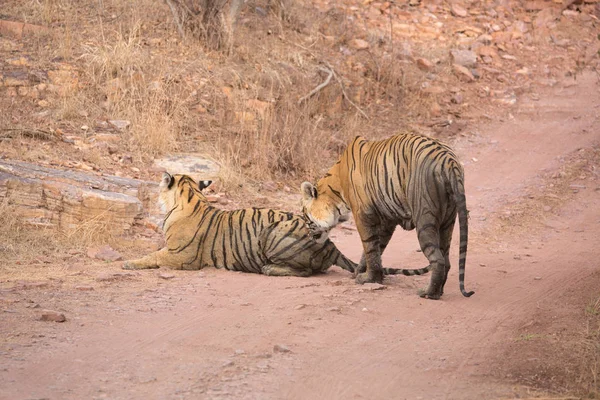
left=586, top=296, right=600, bottom=316
left=516, top=333, right=545, bottom=342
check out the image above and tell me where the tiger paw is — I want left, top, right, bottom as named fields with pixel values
left=355, top=271, right=383, bottom=285
left=122, top=262, right=135, bottom=270
left=417, top=288, right=442, bottom=300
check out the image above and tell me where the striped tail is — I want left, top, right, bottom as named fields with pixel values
left=449, top=166, right=474, bottom=298
left=382, top=265, right=431, bottom=276
left=335, top=252, right=358, bottom=273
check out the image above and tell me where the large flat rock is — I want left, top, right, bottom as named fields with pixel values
left=0, top=159, right=158, bottom=233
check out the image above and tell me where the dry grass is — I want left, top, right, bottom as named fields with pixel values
left=2, top=0, right=443, bottom=188
left=579, top=296, right=600, bottom=398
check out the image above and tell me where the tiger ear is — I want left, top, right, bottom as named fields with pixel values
left=160, top=172, right=174, bottom=190
left=198, top=180, right=213, bottom=191
left=301, top=182, right=317, bottom=200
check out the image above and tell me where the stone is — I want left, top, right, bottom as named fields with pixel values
left=87, top=245, right=123, bottom=262
left=327, top=306, right=341, bottom=312
left=415, top=58, right=434, bottom=71
left=96, top=272, right=135, bottom=282
left=158, top=273, right=175, bottom=280
left=534, top=8, right=559, bottom=29
left=0, top=20, right=51, bottom=39
left=3, top=70, right=29, bottom=87
left=40, top=310, right=66, bottom=322
left=363, top=283, right=386, bottom=291
left=451, top=3, right=468, bottom=17
left=108, top=120, right=131, bottom=130
left=260, top=181, right=278, bottom=191
left=476, top=46, right=499, bottom=60
left=449, top=49, right=478, bottom=68
left=273, top=344, right=291, bottom=353
left=452, top=64, right=475, bottom=82
left=294, top=304, right=306, bottom=310
left=153, top=155, right=220, bottom=182
left=75, top=286, right=95, bottom=291
left=245, top=99, right=272, bottom=119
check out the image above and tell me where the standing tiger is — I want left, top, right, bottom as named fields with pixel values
left=300, top=133, right=474, bottom=299
left=123, top=173, right=428, bottom=277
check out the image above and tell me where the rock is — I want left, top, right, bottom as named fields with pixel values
left=96, top=272, right=135, bottom=282
left=245, top=99, right=272, bottom=119
left=0, top=159, right=153, bottom=234
left=476, top=46, right=499, bottom=61
left=3, top=70, right=29, bottom=87
left=234, top=349, right=246, bottom=355
left=362, top=307, right=369, bottom=312
left=350, top=39, right=370, bottom=50
left=363, top=283, right=386, bottom=291
left=294, top=304, right=306, bottom=310
left=75, top=286, right=95, bottom=291
left=273, top=344, right=291, bottom=353
left=450, top=49, right=478, bottom=68
left=416, top=58, right=434, bottom=71
left=87, top=245, right=123, bottom=262
left=40, top=310, right=66, bottom=322
left=451, top=3, right=468, bottom=17
left=451, top=93, right=464, bottom=104
left=222, top=360, right=235, bottom=367
left=0, top=20, right=51, bottom=39
left=452, top=64, right=475, bottom=82
left=158, top=273, right=175, bottom=280
left=421, top=85, right=445, bottom=94
left=153, top=155, right=220, bottom=182
left=534, top=8, right=559, bottom=29
left=108, top=120, right=131, bottom=130
left=327, top=306, right=341, bottom=312
left=260, top=181, right=278, bottom=191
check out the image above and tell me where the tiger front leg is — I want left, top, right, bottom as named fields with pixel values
left=123, top=248, right=195, bottom=270
left=261, top=264, right=313, bottom=277
left=354, top=217, right=384, bottom=284
left=354, top=223, right=396, bottom=278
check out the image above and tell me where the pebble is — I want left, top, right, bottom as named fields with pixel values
left=40, top=310, right=66, bottom=322
left=363, top=283, right=386, bottom=291
left=87, top=245, right=123, bottom=262
left=327, top=306, right=341, bottom=312
left=273, top=344, right=291, bottom=353
left=158, top=273, right=175, bottom=280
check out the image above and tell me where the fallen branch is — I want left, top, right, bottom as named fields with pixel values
left=0, top=128, right=59, bottom=141
left=298, top=67, right=334, bottom=105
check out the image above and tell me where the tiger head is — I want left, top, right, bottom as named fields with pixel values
left=300, top=181, right=351, bottom=242
left=158, top=172, right=213, bottom=213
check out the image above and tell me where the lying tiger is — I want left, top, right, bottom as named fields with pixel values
left=123, top=173, right=430, bottom=277
left=301, top=133, right=474, bottom=299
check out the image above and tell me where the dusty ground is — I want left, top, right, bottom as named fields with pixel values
left=1, top=66, right=599, bottom=400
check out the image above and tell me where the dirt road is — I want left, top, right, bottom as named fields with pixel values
left=1, top=72, right=599, bottom=400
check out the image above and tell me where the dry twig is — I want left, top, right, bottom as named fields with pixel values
left=298, top=67, right=333, bottom=105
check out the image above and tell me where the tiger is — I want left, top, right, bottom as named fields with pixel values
left=123, top=173, right=429, bottom=277
left=300, top=133, right=474, bottom=299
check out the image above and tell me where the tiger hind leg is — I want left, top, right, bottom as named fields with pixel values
left=415, top=221, right=446, bottom=300
left=261, top=264, right=312, bottom=277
